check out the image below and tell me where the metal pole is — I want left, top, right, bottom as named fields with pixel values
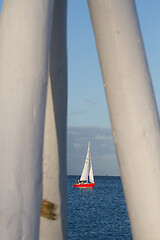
left=88, top=0, right=160, bottom=239
left=0, top=0, right=54, bottom=239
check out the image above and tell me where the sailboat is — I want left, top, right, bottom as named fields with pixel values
left=73, top=141, right=95, bottom=188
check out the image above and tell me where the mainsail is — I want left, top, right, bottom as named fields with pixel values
left=80, top=141, right=90, bottom=182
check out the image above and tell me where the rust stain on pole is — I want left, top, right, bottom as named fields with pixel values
left=41, top=199, right=58, bottom=220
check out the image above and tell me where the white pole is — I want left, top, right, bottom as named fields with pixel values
left=40, top=78, right=62, bottom=239
left=40, top=0, right=68, bottom=239
left=0, top=0, right=54, bottom=239
left=88, top=0, right=160, bottom=239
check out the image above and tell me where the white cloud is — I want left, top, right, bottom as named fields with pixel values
left=94, top=135, right=108, bottom=141
left=73, top=143, right=82, bottom=149
left=101, top=143, right=107, bottom=149
left=85, top=99, right=98, bottom=105
left=67, top=126, right=119, bottom=176
left=68, top=130, right=78, bottom=135
left=99, top=153, right=116, bottom=161
left=68, top=111, right=85, bottom=116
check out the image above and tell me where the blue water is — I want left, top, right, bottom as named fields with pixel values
left=68, top=176, right=132, bottom=239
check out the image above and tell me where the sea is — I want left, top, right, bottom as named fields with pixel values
left=68, top=176, right=132, bottom=240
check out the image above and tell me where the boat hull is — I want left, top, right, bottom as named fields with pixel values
left=73, top=183, right=95, bottom=188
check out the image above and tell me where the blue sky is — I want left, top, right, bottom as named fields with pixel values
left=67, top=0, right=160, bottom=128
left=1, top=1, right=160, bottom=175
left=67, top=0, right=109, bottom=127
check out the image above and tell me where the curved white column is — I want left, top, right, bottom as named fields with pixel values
left=0, top=0, right=54, bottom=239
left=88, top=1, right=160, bottom=239
left=40, top=0, right=68, bottom=239
left=40, top=78, right=62, bottom=240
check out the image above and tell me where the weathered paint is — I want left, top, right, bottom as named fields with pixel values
left=0, top=0, right=54, bottom=239
left=39, top=0, right=68, bottom=239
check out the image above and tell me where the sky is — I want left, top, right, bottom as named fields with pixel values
left=0, top=1, right=160, bottom=176
left=67, top=1, right=110, bottom=128
left=67, top=0, right=160, bottom=128
left=67, top=0, right=160, bottom=176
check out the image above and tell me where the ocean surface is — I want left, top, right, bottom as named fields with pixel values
left=68, top=176, right=132, bottom=240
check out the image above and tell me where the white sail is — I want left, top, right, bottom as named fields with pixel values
left=89, top=154, right=94, bottom=183
left=80, top=141, right=90, bottom=182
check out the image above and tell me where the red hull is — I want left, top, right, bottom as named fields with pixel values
left=73, top=183, right=95, bottom=188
